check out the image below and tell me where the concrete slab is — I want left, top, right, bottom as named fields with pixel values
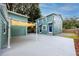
left=1, top=34, right=76, bottom=56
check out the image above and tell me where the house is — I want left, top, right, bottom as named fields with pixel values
left=0, top=4, right=29, bottom=48
left=0, top=4, right=8, bottom=48
left=36, top=13, right=63, bottom=35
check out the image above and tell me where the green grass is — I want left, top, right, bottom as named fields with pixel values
left=63, top=32, right=79, bottom=39
left=64, top=36, right=79, bottom=39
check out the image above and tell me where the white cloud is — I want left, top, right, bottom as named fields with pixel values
left=57, top=4, right=78, bottom=11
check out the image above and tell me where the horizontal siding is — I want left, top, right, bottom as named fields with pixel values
left=11, top=26, right=27, bottom=37
left=0, top=13, right=8, bottom=48
left=8, top=12, right=28, bottom=37
left=8, top=13, right=28, bottom=22
left=37, top=14, right=62, bottom=35
left=0, top=21, right=2, bottom=48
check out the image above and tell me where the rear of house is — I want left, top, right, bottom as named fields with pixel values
left=36, top=13, right=63, bottom=35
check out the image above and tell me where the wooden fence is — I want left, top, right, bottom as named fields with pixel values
left=63, top=28, right=79, bottom=36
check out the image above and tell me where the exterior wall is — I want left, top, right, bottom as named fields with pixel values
left=41, top=18, right=48, bottom=34
left=0, top=19, right=3, bottom=48
left=0, top=21, right=8, bottom=48
left=8, top=12, right=28, bottom=22
left=11, top=26, right=26, bottom=36
left=8, top=12, right=28, bottom=37
left=0, top=4, right=28, bottom=48
left=37, top=14, right=63, bottom=35
left=37, top=16, right=52, bottom=34
left=0, top=6, right=8, bottom=48
left=53, top=15, right=62, bottom=35
left=47, top=15, right=54, bottom=35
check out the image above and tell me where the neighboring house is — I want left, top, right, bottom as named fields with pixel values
left=36, top=13, right=63, bottom=35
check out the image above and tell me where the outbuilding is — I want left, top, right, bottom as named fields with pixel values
left=8, top=11, right=28, bottom=37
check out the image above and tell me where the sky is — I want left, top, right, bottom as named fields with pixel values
left=39, top=3, right=79, bottom=18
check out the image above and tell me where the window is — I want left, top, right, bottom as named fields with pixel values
left=43, top=26, right=46, bottom=29
left=3, top=23, right=6, bottom=34
left=42, top=25, right=47, bottom=30
left=48, top=23, right=52, bottom=32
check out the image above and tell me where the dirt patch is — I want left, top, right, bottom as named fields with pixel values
left=63, top=29, right=76, bottom=33
left=63, top=29, right=79, bottom=36
left=74, top=39, right=79, bottom=56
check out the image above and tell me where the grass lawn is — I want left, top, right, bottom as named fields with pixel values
left=64, top=33, right=79, bottom=39
left=64, top=36, right=79, bottom=39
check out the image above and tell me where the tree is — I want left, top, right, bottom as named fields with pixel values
left=27, top=4, right=41, bottom=22
left=63, top=17, right=79, bottom=29
left=6, top=3, right=41, bottom=22
left=6, top=3, right=17, bottom=11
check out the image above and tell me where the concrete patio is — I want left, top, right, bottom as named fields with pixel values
left=0, top=34, right=76, bottom=56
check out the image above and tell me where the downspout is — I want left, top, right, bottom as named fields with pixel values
left=7, top=17, right=11, bottom=48
left=36, top=22, right=38, bottom=40
left=4, top=4, right=11, bottom=48
left=52, top=15, right=54, bottom=35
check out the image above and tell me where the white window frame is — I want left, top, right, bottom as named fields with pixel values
left=42, top=25, right=47, bottom=31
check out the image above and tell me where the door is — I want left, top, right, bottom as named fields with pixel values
left=39, top=25, right=42, bottom=33
left=48, top=23, right=53, bottom=33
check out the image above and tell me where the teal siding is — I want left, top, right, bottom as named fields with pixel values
left=37, top=14, right=62, bottom=35
left=0, top=20, right=2, bottom=48
left=11, top=26, right=26, bottom=36
left=0, top=4, right=28, bottom=48
left=8, top=12, right=28, bottom=22
left=1, top=21, right=8, bottom=48
left=41, top=18, right=48, bottom=34
left=47, top=15, right=54, bottom=35
left=53, top=15, right=62, bottom=35
left=8, top=12, right=28, bottom=37
left=47, top=15, right=53, bottom=23
left=0, top=6, right=8, bottom=48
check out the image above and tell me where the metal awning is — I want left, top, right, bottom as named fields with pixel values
left=11, top=20, right=35, bottom=27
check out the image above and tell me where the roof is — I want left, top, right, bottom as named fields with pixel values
left=46, top=13, right=61, bottom=17
left=8, top=10, right=29, bottom=18
left=37, top=13, right=62, bottom=20
left=11, top=20, right=35, bottom=27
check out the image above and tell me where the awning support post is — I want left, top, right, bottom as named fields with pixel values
left=7, top=18, right=11, bottom=48
left=36, top=23, right=38, bottom=40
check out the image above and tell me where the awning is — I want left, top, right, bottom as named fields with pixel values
left=11, top=20, right=35, bottom=27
